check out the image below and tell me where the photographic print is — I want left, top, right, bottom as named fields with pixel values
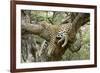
left=21, top=10, right=90, bottom=62
left=11, top=1, right=97, bottom=72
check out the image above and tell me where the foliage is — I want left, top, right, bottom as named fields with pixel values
left=30, top=11, right=69, bottom=25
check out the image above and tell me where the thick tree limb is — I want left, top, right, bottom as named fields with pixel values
left=21, top=24, right=43, bottom=34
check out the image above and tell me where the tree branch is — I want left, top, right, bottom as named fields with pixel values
left=21, top=24, right=43, bottom=34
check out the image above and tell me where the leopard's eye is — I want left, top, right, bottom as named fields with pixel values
left=57, top=34, right=59, bottom=37
left=61, top=34, right=63, bottom=36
